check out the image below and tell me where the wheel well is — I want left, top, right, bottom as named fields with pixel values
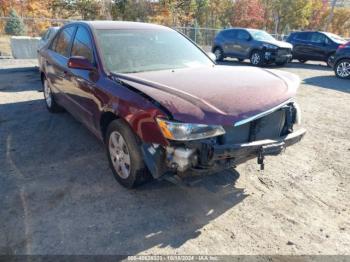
left=100, top=112, right=119, bottom=141
left=249, top=49, right=260, bottom=57
left=335, top=58, right=350, bottom=66
left=212, top=46, right=222, bottom=52
left=40, top=72, right=45, bottom=84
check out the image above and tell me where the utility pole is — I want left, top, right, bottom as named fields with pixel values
left=324, top=0, right=337, bottom=31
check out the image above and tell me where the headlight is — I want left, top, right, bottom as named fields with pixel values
left=263, top=43, right=278, bottom=50
left=156, top=118, right=225, bottom=141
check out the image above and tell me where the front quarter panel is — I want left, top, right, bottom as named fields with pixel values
left=96, top=78, right=169, bottom=146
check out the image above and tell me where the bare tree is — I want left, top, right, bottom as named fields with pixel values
left=324, top=0, right=337, bottom=31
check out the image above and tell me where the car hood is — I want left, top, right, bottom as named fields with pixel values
left=263, top=40, right=293, bottom=49
left=115, top=65, right=300, bottom=126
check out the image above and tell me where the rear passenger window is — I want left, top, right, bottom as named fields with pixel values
left=71, top=26, right=94, bottom=64
left=295, top=32, right=310, bottom=41
left=53, top=26, right=76, bottom=57
left=222, top=30, right=236, bottom=39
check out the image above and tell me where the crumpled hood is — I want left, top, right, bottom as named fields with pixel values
left=116, top=65, right=300, bottom=126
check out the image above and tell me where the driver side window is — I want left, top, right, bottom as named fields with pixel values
left=71, top=26, right=95, bottom=64
left=237, top=30, right=250, bottom=41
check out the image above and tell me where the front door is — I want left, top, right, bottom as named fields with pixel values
left=67, top=25, right=100, bottom=132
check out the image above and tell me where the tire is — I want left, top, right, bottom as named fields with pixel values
left=213, top=47, right=224, bottom=62
left=106, top=119, right=151, bottom=188
left=298, top=59, right=307, bottom=64
left=43, top=77, right=64, bottom=113
left=334, top=59, right=350, bottom=79
left=276, top=61, right=288, bottom=66
left=250, top=50, right=264, bottom=66
left=327, top=54, right=335, bottom=68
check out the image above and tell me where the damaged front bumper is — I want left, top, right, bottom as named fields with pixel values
left=142, top=128, right=306, bottom=179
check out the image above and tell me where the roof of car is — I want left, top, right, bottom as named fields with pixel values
left=74, top=21, right=172, bottom=31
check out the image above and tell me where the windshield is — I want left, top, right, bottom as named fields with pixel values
left=248, top=29, right=276, bottom=42
left=96, top=29, right=213, bottom=74
left=324, top=32, right=346, bottom=43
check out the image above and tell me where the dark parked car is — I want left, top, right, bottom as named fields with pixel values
left=38, top=21, right=305, bottom=188
left=333, top=41, right=350, bottom=79
left=212, top=28, right=293, bottom=66
left=286, top=31, right=347, bottom=67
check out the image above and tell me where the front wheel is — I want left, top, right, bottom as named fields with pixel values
left=214, top=47, right=224, bottom=62
left=106, top=119, right=151, bottom=188
left=334, top=59, right=350, bottom=79
left=250, top=51, right=264, bottom=66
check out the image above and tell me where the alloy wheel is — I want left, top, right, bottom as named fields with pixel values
left=109, top=131, right=131, bottom=179
left=336, top=61, right=350, bottom=78
left=214, top=49, right=223, bottom=61
left=251, top=53, right=261, bottom=65
left=327, top=55, right=335, bottom=67
left=44, top=80, right=52, bottom=108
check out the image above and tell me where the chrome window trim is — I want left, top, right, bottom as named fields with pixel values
left=234, top=99, right=293, bottom=127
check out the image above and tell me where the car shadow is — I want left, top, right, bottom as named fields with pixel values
left=0, top=94, right=247, bottom=254
left=303, top=75, right=350, bottom=94
left=0, top=67, right=41, bottom=93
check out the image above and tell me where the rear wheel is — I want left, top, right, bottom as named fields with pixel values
left=43, top=78, right=64, bottom=113
left=250, top=50, right=264, bottom=66
left=214, top=47, right=224, bottom=62
left=106, top=119, right=151, bottom=188
left=327, top=54, right=335, bottom=67
left=334, top=59, right=350, bottom=79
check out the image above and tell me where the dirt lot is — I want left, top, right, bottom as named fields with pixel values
left=0, top=59, right=349, bottom=255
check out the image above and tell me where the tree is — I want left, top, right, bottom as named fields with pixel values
left=308, top=0, right=329, bottom=30
left=5, top=9, right=25, bottom=36
left=328, top=7, right=350, bottom=35
left=231, top=0, right=265, bottom=28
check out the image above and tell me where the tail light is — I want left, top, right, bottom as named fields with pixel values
left=338, top=42, right=350, bottom=49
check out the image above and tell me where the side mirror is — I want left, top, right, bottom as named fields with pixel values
left=207, top=52, right=216, bottom=61
left=68, top=56, right=95, bottom=71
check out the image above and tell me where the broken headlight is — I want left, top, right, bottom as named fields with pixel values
left=156, top=118, right=225, bottom=141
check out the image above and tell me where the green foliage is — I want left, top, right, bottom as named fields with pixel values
left=5, top=9, right=25, bottom=36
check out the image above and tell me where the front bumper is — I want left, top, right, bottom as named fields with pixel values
left=204, top=128, right=306, bottom=167
left=264, top=50, right=292, bottom=63
left=142, top=128, right=306, bottom=179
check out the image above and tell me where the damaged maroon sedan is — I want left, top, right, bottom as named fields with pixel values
left=38, top=21, right=306, bottom=188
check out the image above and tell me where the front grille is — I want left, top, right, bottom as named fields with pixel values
left=277, top=48, right=292, bottom=56
left=221, top=107, right=289, bottom=145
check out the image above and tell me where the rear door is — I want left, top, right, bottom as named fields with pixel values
left=45, top=25, right=77, bottom=108
left=222, top=30, right=238, bottom=56
left=235, top=30, right=252, bottom=58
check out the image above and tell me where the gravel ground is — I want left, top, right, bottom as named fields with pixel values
left=0, top=59, right=349, bottom=255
